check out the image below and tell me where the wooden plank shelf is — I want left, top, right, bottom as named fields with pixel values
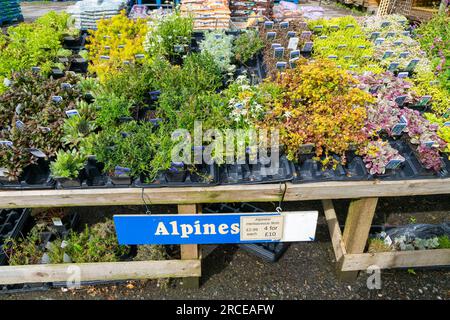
left=0, top=260, right=201, bottom=285
left=1, top=178, right=450, bottom=208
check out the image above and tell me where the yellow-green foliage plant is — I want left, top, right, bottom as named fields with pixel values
left=424, top=113, right=450, bottom=157
left=309, top=16, right=382, bottom=73
left=260, top=59, right=373, bottom=168
left=85, top=10, right=148, bottom=83
left=413, top=71, right=450, bottom=116
left=0, top=12, right=73, bottom=93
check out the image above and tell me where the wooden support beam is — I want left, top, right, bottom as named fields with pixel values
left=341, top=249, right=450, bottom=271
left=178, top=204, right=202, bottom=289
left=339, top=197, right=379, bottom=281
left=0, top=260, right=201, bottom=285
left=1, top=178, right=450, bottom=208
left=322, top=200, right=346, bottom=263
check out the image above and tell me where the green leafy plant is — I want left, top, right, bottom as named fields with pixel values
left=438, top=235, right=450, bottom=249
left=0, top=12, right=72, bottom=93
left=234, top=29, right=264, bottom=65
left=94, top=121, right=171, bottom=180
left=144, top=10, right=194, bottom=61
left=4, top=225, right=46, bottom=266
left=200, top=30, right=235, bottom=74
left=50, top=149, right=85, bottom=179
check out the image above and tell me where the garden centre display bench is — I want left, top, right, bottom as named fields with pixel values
left=0, top=178, right=450, bottom=287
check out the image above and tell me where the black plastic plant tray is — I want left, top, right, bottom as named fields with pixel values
left=203, top=202, right=265, bottom=214
left=370, top=139, right=448, bottom=180
left=240, top=242, right=290, bottom=262
left=0, top=161, right=55, bottom=190
left=0, top=208, right=31, bottom=265
left=134, top=164, right=219, bottom=188
left=0, top=283, right=50, bottom=295
left=219, top=155, right=295, bottom=185
left=292, top=154, right=350, bottom=183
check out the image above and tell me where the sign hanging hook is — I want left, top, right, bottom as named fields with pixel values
left=276, top=182, right=287, bottom=213
left=141, top=188, right=152, bottom=215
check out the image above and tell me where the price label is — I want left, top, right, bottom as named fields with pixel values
left=240, top=215, right=284, bottom=241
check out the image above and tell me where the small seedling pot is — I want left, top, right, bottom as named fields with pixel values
left=55, top=177, right=82, bottom=188
left=165, top=163, right=188, bottom=182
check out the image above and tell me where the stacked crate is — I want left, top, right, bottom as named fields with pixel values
left=229, top=0, right=274, bottom=20
left=180, top=0, right=231, bottom=30
left=66, top=0, right=127, bottom=31
left=0, top=0, right=23, bottom=25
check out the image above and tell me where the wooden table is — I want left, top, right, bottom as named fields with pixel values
left=1, top=178, right=450, bottom=287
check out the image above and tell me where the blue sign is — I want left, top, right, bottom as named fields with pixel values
left=114, top=213, right=281, bottom=245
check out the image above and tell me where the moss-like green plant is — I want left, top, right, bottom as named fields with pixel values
left=438, top=235, right=450, bottom=249
left=234, top=29, right=264, bottom=65
left=50, top=149, right=85, bottom=179
left=4, top=225, right=46, bottom=266
left=200, top=30, right=235, bottom=73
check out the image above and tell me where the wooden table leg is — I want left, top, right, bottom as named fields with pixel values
left=339, top=197, right=379, bottom=282
left=178, top=204, right=202, bottom=289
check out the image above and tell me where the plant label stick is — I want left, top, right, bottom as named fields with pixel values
left=0, top=141, right=13, bottom=148
left=381, top=21, right=391, bottom=28
left=399, top=51, right=410, bottom=58
left=266, top=31, right=276, bottom=40
left=280, top=21, right=289, bottom=29
left=314, top=25, right=323, bottom=32
left=330, top=25, right=339, bottom=30
left=388, top=62, right=399, bottom=72
left=61, top=83, right=72, bottom=90
left=52, top=96, right=63, bottom=103
left=397, top=72, right=409, bottom=78
left=394, top=40, right=403, bottom=46
left=402, top=31, right=410, bottom=36
left=31, top=67, right=41, bottom=73
left=271, top=43, right=281, bottom=49
left=100, top=55, right=110, bottom=60
left=386, top=159, right=403, bottom=170
left=370, top=32, right=380, bottom=41
left=264, top=21, right=274, bottom=29
left=395, top=95, right=408, bottom=106
left=290, top=50, right=300, bottom=59
left=382, top=51, right=394, bottom=59
left=346, top=24, right=355, bottom=29
left=353, top=34, right=361, bottom=38
left=406, top=59, right=420, bottom=72
left=289, top=58, right=299, bottom=68
left=274, top=47, right=285, bottom=59
left=135, top=54, right=145, bottom=59
left=276, top=61, right=287, bottom=71
left=65, top=110, right=80, bottom=118
left=328, top=55, right=338, bottom=59
left=386, top=32, right=396, bottom=38
left=15, top=120, right=25, bottom=130
left=287, top=37, right=299, bottom=50
left=27, top=148, right=47, bottom=158
left=300, top=31, right=311, bottom=40
left=287, top=31, right=297, bottom=38
left=417, top=95, right=432, bottom=106
left=358, top=45, right=366, bottom=49
left=320, top=35, right=328, bottom=39
left=375, top=37, right=385, bottom=45
left=302, top=42, right=313, bottom=53
left=443, top=122, right=450, bottom=127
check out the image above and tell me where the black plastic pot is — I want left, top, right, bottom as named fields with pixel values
left=110, top=174, right=132, bottom=186
left=0, top=160, right=55, bottom=190
left=0, top=208, right=31, bottom=265
left=55, top=177, right=82, bottom=189
left=51, top=68, right=64, bottom=79
left=165, top=163, right=188, bottom=182
left=69, top=57, right=88, bottom=73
